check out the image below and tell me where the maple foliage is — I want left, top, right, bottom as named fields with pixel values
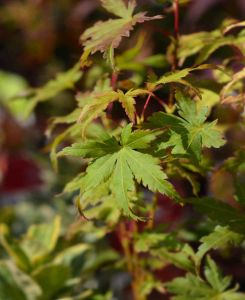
left=60, top=124, right=178, bottom=218
left=80, top=0, right=162, bottom=67
left=0, top=0, right=245, bottom=299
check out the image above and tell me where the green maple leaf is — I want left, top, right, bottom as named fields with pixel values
left=177, top=93, right=226, bottom=159
left=197, top=226, right=243, bottom=260
left=167, top=256, right=245, bottom=300
left=147, top=64, right=212, bottom=95
left=101, top=0, right=135, bottom=18
left=189, top=197, right=245, bottom=234
left=80, top=0, right=162, bottom=67
left=59, top=135, right=119, bottom=158
left=134, top=231, right=169, bottom=252
left=124, top=149, right=176, bottom=198
left=204, top=256, right=231, bottom=293
left=60, top=124, right=179, bottom=218
left=175, top=28, right=245, bottom=65
left=110, top=148, right=136, bottom=216
left=78, top=91, right=118, bottom=134
left=221, top=67, right=245, bottom=102
left=148, top=92, right=225, bottom=161
left=118, top=89, right=148, bottom=122
left=12, top=63, right=82, bottom=120
left=82, top=153, right=119, bottom=192
left=120, top=123, right=158, bottom=149
left=78, top=89, right=148, bottom=135
left=158, top=130, right=186, bottom=155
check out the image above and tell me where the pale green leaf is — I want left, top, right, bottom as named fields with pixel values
left=117, top=89, right=148, bottom=122
left=15, top=63, right=82, bottom=119
left=159, top=130, right=186, bottom=155
left=54, top=244, right=90, bottom=266
left=20, top=216, right=61, bottom=263
left=78, top=89, right=149, bottom=133
left=82, top=153, right=118, bottom=191
left=121, top=123, right=157, bottom=149
left=59, top=137, right=119, bottom=158
left=0, top=235, right=31, bottom=272
left=134, top=232, right=169, bottom=252
left=223, top=20, right=245, bottom=34
left=148, top=65, right=211, bottom=91
left=81, top=14, right=161, bottom=56
left=78, top=91, right=118, bottom=135
left=197, top=88, right=220, bottom=114
left=32, top=264, right=70, bottom=300
left=166, top=273, right=214, bottom=300
left=80, top=0, right=162, bottom=65
left=221, top=67, right=245, bottom=102
left=110, top=148, right=136, bottom=217
left=154, top=246, right=195, bottom=272
left=175, top=29, right=245, bottom=65
left=195, top=33, right=245, bottom=64
left=189, top=197, right=245, bottom=234
left=148, top=93, right=225, bottom=160
left=125, top=148, right=179, bottom=200
left=167, top=260, right=245, bottom=300
left=204, top=256, right=231, bottom=292
left=177, top=94, right=225, bottom=160
left=62, top=126, right=178, bottom=218
left=117, top=90, right=136, bottom=122
left=0, top=261, right=42, bottom=300
left=101, top=0, right=135, bottom=18
left=197, top=226, right=243, bottom=260
left=175, top=31, right=219, bottom=65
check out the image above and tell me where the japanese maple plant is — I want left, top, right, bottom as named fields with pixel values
left=52, top=0, right=245, bottom=299
left=5, top=0, right=245, bottom=299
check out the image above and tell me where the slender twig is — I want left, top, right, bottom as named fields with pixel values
left=141, top=92, right=166, bottom=120
left=174, top=1, right=179, bottom=42
left=110, top=71, right=118, bottom=90
left=119, top=222, right=133, bottom=272
left=151, top=92, right=166, bottom=107
left=173, top=0, right=180, bottom=70
left=119, top=222, right=142, bottom=300
left=107, top=71, right=118, bottom=116
left=169, top=0, right=180, bottom=107
left=146, top=194, right=158, bottom=229
left=141, top=93, right=152, bottom=119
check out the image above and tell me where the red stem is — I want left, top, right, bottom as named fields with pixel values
left=141, top=93, right=152, bottom=118
left=169, top=0, right=180, bottom=106
left=110, top=71, right=118, bottom=91
left=107, top=71, right=118, bottom=116
left=141, top=92, right=166, bottom=119
left=173, top=0, right=179, bottom=40
left=151, top=92, right=165, bottom=107
left=173, top=0, right=179, bottom=70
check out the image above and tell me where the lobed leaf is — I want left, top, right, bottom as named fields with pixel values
left=78, top=89, right=149, bottom=134
left=80, top=0, right=162, bottom=67
left=148, top=93, right=225, bottom=161
left=167, top=257, right=245, bottom=300
left=221, top=67, right=245, bottom=102
left=14, top=64, right=82, bottom=119
left=125, top=148, right=179, bottom=200
left=0, top=261, right=42, bottom=300
left=101, top=0, right=136, bottom=18
left=197, top=226, right=243, bottom=260
left=62, top=126, right=178, bottom=218
left=189, top=197, right=245, bottom=234
left=110, top=148, right=136, bottom=217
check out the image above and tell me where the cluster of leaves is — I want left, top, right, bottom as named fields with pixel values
left=0, top=0, right=245, bottom=299
left=0, top=215, right=118, bottom=300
